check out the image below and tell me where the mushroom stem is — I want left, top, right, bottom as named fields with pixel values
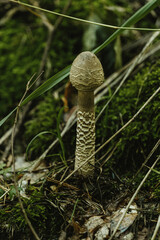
left=70, top=51, right=104, bottom=177
left=76, top=91, right=95, bottom=176
left=78, top=91, right=94, bottom=112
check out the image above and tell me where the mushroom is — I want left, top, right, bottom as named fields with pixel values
left=70, top=51, right=104, bottom=177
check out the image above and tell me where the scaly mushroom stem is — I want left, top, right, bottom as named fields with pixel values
left=76, top=91, right=95, bottom=176
left=70, top=51, right=104, bottom=177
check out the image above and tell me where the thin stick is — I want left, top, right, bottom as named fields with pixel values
left=0, top=128, right=12, bottom=145
left=151, top=215, right=160, bottom=240
left=109, top=155, right=160, bottom=240
left=11, top=75, right=40, bottom=240
left=35, top=0, right=72, bottom=83
left=1, top=72, right=43, bottom=161
left=0, top=189, right=10, bottom=199
left=134, top=139, right=160, bottom=179
left=0, top=6, right=23, bottom=26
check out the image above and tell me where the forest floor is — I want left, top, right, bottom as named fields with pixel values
left=0, top=153, right=160, bottom=240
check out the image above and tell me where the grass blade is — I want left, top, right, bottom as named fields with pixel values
left=21, top=65, right=70, bottom=106
left=93, top=0, right=160, bottom=54
left=0, top=108, right=17, bottom=127
left=0, top=66, right=70, bottom=127
left=26, top=131, right=54, bottom=159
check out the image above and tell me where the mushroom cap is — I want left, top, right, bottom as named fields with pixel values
left=70, top=51, right=104, bottom=91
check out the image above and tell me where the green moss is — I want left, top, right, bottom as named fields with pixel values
left=0, top=186, right=63, bottom=239
left=0, top=18, right=45, bottom=115
left=0, top=3, right=81, bottom=135
left=96, top=60, right=160, bottom=172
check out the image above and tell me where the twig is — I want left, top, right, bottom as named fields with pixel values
left=33, top=0, right=72, bottom=82
left=26, top=0, right=53, bottom=31
left=1, top=103, right=31, bottom=161
left=100, top=141, right=120, bottom=167
left=122, top=32, right=153, bottom=52
left=0, top=128, right=12, bottom=145
left=109, top=155, right=160, bottom=240
left=0, top=184, right=8, bottom=192
left=151, top=215, right=160, bottom=240
left=0, top=6, right=24, bottom=26
left=134, top=139, right=160, bottom=179
left=0, top=0, right=10, bottom=2
left=1, top=73, right=43, bottom=161
left=47, top=177, right=79, bottom=191
left=0, top=189, right=10, bottom=199
left=11, top=75, right=40, bottom=240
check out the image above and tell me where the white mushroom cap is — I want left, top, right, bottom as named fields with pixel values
left=70, top=51, right=104, bottom=92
